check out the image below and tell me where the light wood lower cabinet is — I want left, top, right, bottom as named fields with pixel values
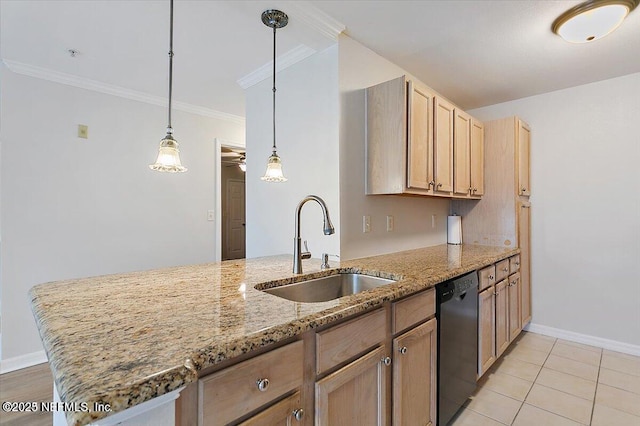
left=193, top=290, right=438, bottom=425
left=238, top=392, right=303, bottom=426
left=315, top=346, right=388, bottom=426
left=478, top=255, right=525, bottom=378
left=392, top=318, right=437, bottom=426
left=495, top=279, right=509, bottom=358
left=478, top=285, right=496, bottom=376
left=508, top=272, right=522, bottom=342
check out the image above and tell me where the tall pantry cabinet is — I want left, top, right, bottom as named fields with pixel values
left=452, top=116, right=532, bottom=329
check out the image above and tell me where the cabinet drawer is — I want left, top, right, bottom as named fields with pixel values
left=478, top=265, right=496, bottom=292
left=392, top=288, right=435, bottom=334
left=316, top=308, right=386, bottom=375
left=199, top=341, right=303, bottom=426
left=509, top=255, right=521, bottom=274
left=238, top=392, right=302, bottom=426
left=495, top=259, right=510, bottom=283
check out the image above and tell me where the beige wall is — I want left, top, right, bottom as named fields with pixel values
left=470, top=73, right=640, bottom=346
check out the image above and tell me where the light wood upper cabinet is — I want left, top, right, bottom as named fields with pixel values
left=315, top=346, right=388, bottom=426
left=470, top=119, right=485, bottom=196
left=392, top=318, right=437, bottom=426
left=517, top=120, right=531, bottom=197
left=407, top=81, right=434, bottom=190
left=434, top=96, right=455, bottom=194
left=453, top=109, right=471, bottom=196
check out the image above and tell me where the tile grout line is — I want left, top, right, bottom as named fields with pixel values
left=588, top=349, right=604, bottom=425
left=507, top=336, right=558, bottom=425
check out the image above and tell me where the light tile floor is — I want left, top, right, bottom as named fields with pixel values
left=450, top=331, right=640, bottom=426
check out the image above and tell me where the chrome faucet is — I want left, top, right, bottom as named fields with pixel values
left=293, top=195, right=335, bottom=274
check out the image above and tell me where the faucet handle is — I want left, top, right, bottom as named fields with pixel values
left=301, top=240, right=311, bottom=260
left=321, top=253, right=340, bottom=269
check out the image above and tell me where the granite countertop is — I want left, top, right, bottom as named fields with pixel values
left=30, top=243, right=518, bottom=425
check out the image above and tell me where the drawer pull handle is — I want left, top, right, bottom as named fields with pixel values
left=382, top=356, right=392, bottom=366
left=515, top=262, right=520, bottom=266
left=292, top=408, right=304, bottom=421
left=399, top=346, right=408, bottom=355
left=503, top=268, right=509, bottom=272
left=256, top=378, right=270, bottom=392
left=488, top=275, right=494, bottom=280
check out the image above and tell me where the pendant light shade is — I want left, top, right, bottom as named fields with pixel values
left=552, top=0, right=638, bottom=43
left=260, top=9, right=288, bottom=182
left=150, top=0, right=187, bottom=173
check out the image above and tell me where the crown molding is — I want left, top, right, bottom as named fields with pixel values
left=2, top=59, right=246, bottom=126
left=236, top=44, right=317, bottom=89
left=284, top=1, right=346, bottom=41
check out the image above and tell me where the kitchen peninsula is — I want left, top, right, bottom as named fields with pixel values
left=30, top=244, right=518, bottom=425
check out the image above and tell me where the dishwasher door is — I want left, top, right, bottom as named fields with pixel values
left=437, top=272, right=478, bottom=425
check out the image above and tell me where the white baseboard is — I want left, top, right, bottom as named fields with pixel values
left=525, top=323, right=640, bottom=356
left=0, top=350, right=48, bottom=374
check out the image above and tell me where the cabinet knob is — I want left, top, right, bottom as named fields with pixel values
left=399, top=346, right=408, bottom=355
left=256, top=378, right=270, bottom=392
left=428, top=181, right=435, bottom=188
left=381, top=356, right=392, bottom=366
left=292, top=408, right=304, bottom=421
left=437, top=183, right=443, bottom=188
left=488, top=275, right=494, bottom=280
left=521, top=187, right=527, bottom=193
left=473, top=188, right=478, bottom=193
left=515, top=262, right=520, bottom=266
left=503, top=268, right=509, bottom=272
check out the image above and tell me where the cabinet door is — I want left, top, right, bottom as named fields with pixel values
left=478, top=286, right=496, bottom=378
left=315, top=346, right=388, bottom=426
left=407, top=81, right=434, bottom=190
left=238, top=392, right=304, bottom=426
left=518, top=202, right=532, bottom=326
left=392, top=318, right=437, bottom=426
left=495, top=280, right=509, bottom=357
left=508, top=272, right=522, bottom=342
left=453, top=109, right=471, bottom=196
left=470, top=119, right=484, bottom=196
left=517, top=120, right=531, bottom=197
left=434, top=97, right=454, bottom=193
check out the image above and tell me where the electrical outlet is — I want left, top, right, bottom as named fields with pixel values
left=363, top=215, right=371, bottom=233
left=207, top=210, right=215, bottom=221
left=77, top=124, right=88, bottom=139
left=386, top=215, right=394, bottom=232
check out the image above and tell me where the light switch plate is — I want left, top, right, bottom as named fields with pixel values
left=207, top=210, right=215, bottom=221
left=363, top=215, right=371, bottom=233
left=386, top=215, right=394, bottom=232
left=77, top=124, right=88, bottom=139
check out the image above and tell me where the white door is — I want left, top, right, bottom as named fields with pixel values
left=225, top=179, right=245, bottom=260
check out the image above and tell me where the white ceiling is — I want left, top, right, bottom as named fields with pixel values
left=2, top=0, right=639, bottom=117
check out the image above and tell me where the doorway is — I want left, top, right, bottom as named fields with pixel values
left=218, top=141, right=246, bottom=260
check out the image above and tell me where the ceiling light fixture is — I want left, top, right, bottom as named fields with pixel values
left=260, top=9, right=288, bottom=182
left=552, top=0, right=638, bottom=43
left=150, top=0, right=187, bottom=173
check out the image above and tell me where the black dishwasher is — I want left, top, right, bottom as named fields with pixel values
left=436, top=271, right=478, bottom=425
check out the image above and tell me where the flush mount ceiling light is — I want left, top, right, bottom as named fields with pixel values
left=260, top=9, right=288, bottom=182
left=150, top=0, right=187, bottom=173
left=552, top=0, right=638, bottom=43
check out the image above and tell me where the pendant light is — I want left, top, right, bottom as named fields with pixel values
left=260, top=10, right=288, bottom=182
left=552, top=0, right=638, bottom=43
left=150, top=0, right=187, bottom=173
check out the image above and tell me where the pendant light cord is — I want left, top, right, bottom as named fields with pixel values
left=272, top=26, right=277, bottom=154
left=167, top=0, right=174, bottom=133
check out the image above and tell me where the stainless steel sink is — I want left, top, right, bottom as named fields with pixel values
left=261, top=273, right=396, bottom=303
